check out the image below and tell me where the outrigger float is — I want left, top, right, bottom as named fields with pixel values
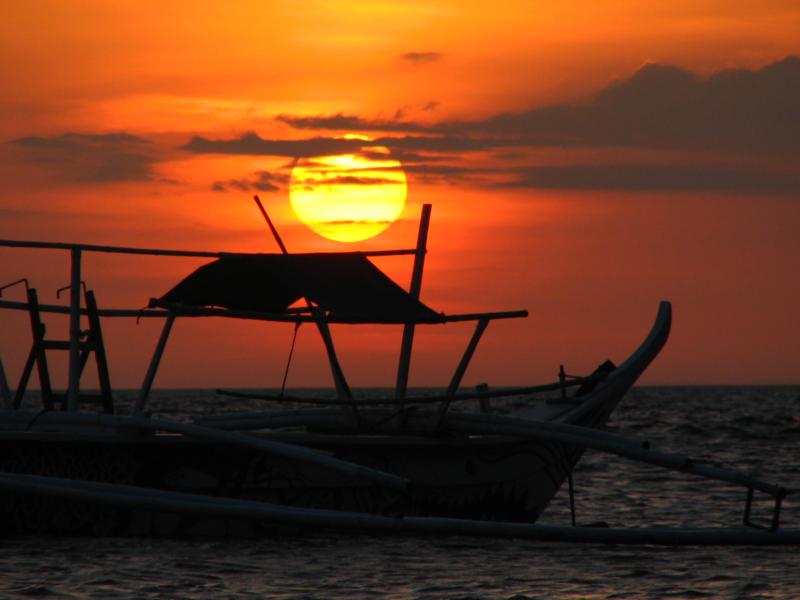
left=0, top=202, right=796, bottom=545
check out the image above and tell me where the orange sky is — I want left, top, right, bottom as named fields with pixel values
left=1, top=1, right=799, bottom=389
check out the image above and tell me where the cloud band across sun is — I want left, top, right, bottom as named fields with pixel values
left=289, top=148, right=407, bottom=242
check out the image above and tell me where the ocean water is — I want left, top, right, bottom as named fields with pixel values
left=1, top=386, right=799, bottom=599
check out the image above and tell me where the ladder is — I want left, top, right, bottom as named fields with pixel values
left=13, top=286, right=114, bottom=413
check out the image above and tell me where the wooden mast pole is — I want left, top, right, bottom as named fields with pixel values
left=395, top=204, right=431, bottom=399
left=253, top=196, right=357, bottom=421
left=66, top=248, right=82, bottom=412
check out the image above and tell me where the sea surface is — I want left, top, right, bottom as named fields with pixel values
left=1, top=386, right=799, bottom=599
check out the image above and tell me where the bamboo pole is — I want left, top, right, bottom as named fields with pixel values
left=0, top=410, right=409, bottom=491
left=134, top=313, right=175, bottom=416
left=215, top=373, right=607, bottom=406
left=0, top=356, right=12, bottom=409
left=196, top=408, right=344, bottom=430
left=444, top=414, right=787, bottom=499
left=436, top=318, right=489, bottom=425
left=66, top=248, right=81, bottom=412
left=1, top=471, right=798, bottom=545
left=252, top=196, right=358, bottom=423
left=195, top=408, right=654, bottom=456
left=195, top=405, right=789, bottom=505
left=395, top=204, right=431, bottom=399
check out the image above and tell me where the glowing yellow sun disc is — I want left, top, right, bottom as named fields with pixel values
left=289, top=148, right=407, bottom=242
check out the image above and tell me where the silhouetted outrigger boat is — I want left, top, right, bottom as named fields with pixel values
left=0, top=203, right=796, bottom=545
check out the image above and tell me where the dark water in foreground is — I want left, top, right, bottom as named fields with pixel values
left=2, top=386, right=799, bottom=599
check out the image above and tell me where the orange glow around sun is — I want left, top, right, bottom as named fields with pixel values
left=289, top=146, right=407, bottom=242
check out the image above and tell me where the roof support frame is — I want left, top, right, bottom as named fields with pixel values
left=134, top=312, right=175, bottom=416
left=253, top=196, right=359, bottom=424
left=395, top=204, right=431, bottom=400
left=436, top=317, right=490, bottom=427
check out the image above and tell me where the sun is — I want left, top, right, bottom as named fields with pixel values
left=289, top=146, right=407, bottom=243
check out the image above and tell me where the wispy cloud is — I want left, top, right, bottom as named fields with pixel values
left=183, top=132, right=505, bottom=159
left=10, top=132, right=157, bottom=182
left=276, top=57, right=800, bottom=155
left=184, top=133, right=363, bottom=157
left=296, top=175, right=401, bottom=186
left=446, top=57, right=800, bottom=153
left=263, top=57, right=800, bottom=193
left=211, top=170, right=288, bottom=193
left=400, top=51, right=444, bottom=65
left=275, top=113, right=425, bottom=133
left=499, top=164, right=800, bottom=193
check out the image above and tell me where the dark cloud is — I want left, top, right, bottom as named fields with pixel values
left=402, top=163, right=486, bottom=185
left=278, top=57, right=800, bottom=155
left=10, top=132, right=156, bottom=182
left=453, top=57, right=800, bottom=153
left=252, top=170, right=287, bottom=191
left=212, top=178, right=250, bottom=192
left=0, top=208, right=49, bottom=217
left=187, top=57, right=800, bottom=194
left=356, top=149, right=455, bottom=163
left=400, top=52, right=443, bottom=65
left=500, top=164, right=800, bottom=193
left=211, top=170, right=288, bottom=193
left=184, top=132, right=362, bottom=157
left=276, top=114, right=425, bottom=133
left=319, top=219, right=395, bottom=226
left=184, top=132, right=504, bottom=159
left=297, top=175, right=401, bottom=186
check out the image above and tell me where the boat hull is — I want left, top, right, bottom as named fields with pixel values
left=0, top=427, right=587, bottom=536
left=0, top=302, right=671, bottom=537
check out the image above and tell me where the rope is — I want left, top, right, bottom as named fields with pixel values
left=279, top=322, right=301, bottom=398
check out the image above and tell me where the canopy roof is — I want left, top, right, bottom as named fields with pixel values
left=154, top=253, right=443, bottom=324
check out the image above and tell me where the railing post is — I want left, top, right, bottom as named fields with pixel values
left=743, top=487, right=754, bottom=527
left=771, top=497, right=783, bottom=531
left=67, top=248, right=82, bottom=412
left=476, top=382, right=490, bottom=413
left=568, top=473, right=577, bottom=526
left=395, top=203, right=431, bottom=399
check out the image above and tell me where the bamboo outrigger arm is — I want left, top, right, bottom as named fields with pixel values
left=443, top=412, right=789, bottom=501
left=1, top=472, right=798, bottom=545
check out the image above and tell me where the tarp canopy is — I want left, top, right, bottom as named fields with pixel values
left=153, top=253, right=443, bottom=323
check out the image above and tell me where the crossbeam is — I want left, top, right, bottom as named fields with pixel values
left=0, top=299, right=528, bottom=325
left=0, top=238, right=417, bottom=259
